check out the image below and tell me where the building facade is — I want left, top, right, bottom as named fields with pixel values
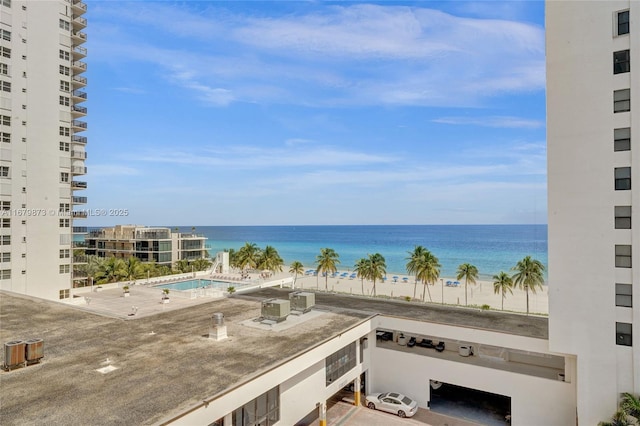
left=547, top=1, right=639, bottom=424
left=86, top=225, right=208, bottom=266
left=0, top=0, right=87, bottom=301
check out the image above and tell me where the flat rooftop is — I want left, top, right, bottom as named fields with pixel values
left=0, top=287, right=548, bottom=425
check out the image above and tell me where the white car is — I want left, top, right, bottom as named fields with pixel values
left=365, top=392, right=418, bottom=418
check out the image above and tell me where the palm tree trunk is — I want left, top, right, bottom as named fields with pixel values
left=325, top=275, right=328, bottom=291
left=423, top=281, right=432, bottom=302
left=361, top=279, right=364, bottom=295
left=372, top=279, right=376, bottom=297
left=413, top=281, right=417, bottom=300
left=501, top=290, right=504, bottom=310
left=465, top=278, right=468, bottom=305
left=526, top=286, right=529, bottom=315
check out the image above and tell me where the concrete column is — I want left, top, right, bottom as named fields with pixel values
left=354, top=375, right=361, bottom=406
left=222, top=412, right=232, bottom=426
left=318, top=401, right=327, bottom=426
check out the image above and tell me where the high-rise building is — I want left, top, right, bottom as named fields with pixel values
left=547, top=1, right=639, bottom=424
left=0, top=0, right=88, bottom=300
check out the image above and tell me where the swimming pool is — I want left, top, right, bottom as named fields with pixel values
left=155, top=279, right=229, bottom=291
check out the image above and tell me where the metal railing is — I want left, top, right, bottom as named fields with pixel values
left=72, top=196, right=87, bottom=204
left=71, top=31, right=87, bottom=42
left=72, top=60, right=87, bottom=71
left=71, top=166, right=87, bottom=175
left=72, top=105, right=87, bottom=114
left=71, top=135, right=87, bottom=144
left=73, top=226, right=88, bottom=233
left=71, top=150, right=87, bottom=159
left=72, top=181, right=87, bottom=189
left=72, top=46, right=87, bottom=57
left=71, top=120, right=87, bottom=129
left=72, top=16, right=87, bottom=27
left=72, top=89, right=87, bottom=100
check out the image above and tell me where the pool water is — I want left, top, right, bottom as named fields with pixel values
left=155, top=279, right=229, bottom=291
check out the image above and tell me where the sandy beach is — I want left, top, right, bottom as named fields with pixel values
left=275, top=271, right=548, bottom=315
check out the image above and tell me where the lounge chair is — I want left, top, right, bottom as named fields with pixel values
left=435, top=341, right=445, bottom=352
left=407, top=337, right=416, bottom=347
left=419, top=339, right=435, bottom=349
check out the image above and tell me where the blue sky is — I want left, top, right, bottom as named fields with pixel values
left=83, top=0, right=546, bottom=226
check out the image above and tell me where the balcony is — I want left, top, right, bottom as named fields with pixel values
left=72, top=75, right=87, bottom=88
left=72, top=89, right=87, bottom=102
left=72, top=240, right=87, bottom=247
left=71, top=30, right=87, bottom=44
left=73, top=270, right=88, bottom=278
left=73, top=255, right=88, bottom=264
left=71, top=120, right=87, bottom=131
left=71, top=150, right=87, bottom=159
left=71, top=0, right=87, bottom=15
left=73, top=226, right=88, bottom=233
left=71, top=135, right=87, bottom=145
left=72, top=15, right=87, bottom=29
left=72, top=166, right=87, bottom=175
left=72, top=105, right=87, bottom=116
left=72, top=196, right=87, bottom=204
left=72, top=45, right=87, bottom=58
left=71, top=60, right=87, bottom=72
left=71, top=181, right=87, bottom=190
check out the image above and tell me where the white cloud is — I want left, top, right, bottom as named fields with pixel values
left=89, top=164, right=141, bottom=177
left=432, top=116, right=545, bottom=129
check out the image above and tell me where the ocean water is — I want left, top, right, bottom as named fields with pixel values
left=173, top=225, right=547, bottom=281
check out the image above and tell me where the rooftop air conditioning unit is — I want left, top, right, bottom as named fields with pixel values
left=25, top=338, right=44, bottom=365
left=3, top=340, right=26, bottom=371
left=289, top=291, right=315, bottom=313
left=261, top=299, right=290, bottom=322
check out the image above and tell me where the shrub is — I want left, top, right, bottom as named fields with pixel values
left=481, top=304, right=491, bottom=311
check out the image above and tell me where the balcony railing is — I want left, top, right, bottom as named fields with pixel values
left=73, top=270, right=88, bottom=278
left=72, top=166, right=87, bottom=175
left=73, top=226, right=88, bottom=233
left=72, top=105, right=87, bottom=115
left=72, top=75, right=87, bottom=87
left=72, top=196, right=88, bottom=204
left=72, top=89, right=87, bottom=100
left=72, top=16, right=87, bottom=28
left=71, top=60, right=87, bottom=71
left=71, top=0, right=87, bottom=13
left=72, top=240, right=87, bottom=247
left=72, top=45, right=87, bottom=57
left=73, top=255, right=88, bottom=263
left=71, top=150, right=87, bottom=159
left=72, top=181, right=87, bottom=189
left=71, top=31, right=87, bottom=43
left=71, top=120, right=87, bottom=130
left=71, top=135, right=87, bottom=144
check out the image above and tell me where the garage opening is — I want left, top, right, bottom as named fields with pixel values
left=429, top=381, right=511, bottom=425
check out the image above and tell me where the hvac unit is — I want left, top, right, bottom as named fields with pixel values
left=3, top=340, right=26, bottom=370
left=289, top=292, right=315, bottom=313
left=261, top=299, right=290, bottom=322
left=25, top=338, right=44, bottom=365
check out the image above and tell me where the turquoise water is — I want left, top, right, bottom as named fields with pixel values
left=169, top=225, right=547, bottom=280
left=155, top=279, right=228, bottom=291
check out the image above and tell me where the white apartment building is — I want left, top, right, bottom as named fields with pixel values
left=547, top=1, right=639, bottom=424
left=0, top=0, right=88, bottom=301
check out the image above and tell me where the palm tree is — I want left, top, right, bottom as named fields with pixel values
left=511, top=256, right=546, bottom=315
left=123, top=256, right=143, bottom=282
left=236, top=242, right=261, bottom=272
left=96, top=256, right=126, bottom=284
left=598, top=409, right=638, bottom=426
left=191, top=257, right=212, bottom=272
left=257, top=245, right=284, bottom=275
left=353, top=258, right=368, bottom=295
left=316, top=248, right=340, bottom=291
left=416, top=251, right=440, bottom=302
left=366, top=253, right=386, bottom=297
left=621, top=392, right=640, bottom=419
left=289, top=261, right=304, bottom=289
left=406, top=246, right=429, bottom=300
left=457, top=263, right=479, bottom=306
left=173, top=259, right=190, bottom=274
left=76, top=255, right=104, bottom=288
left=492, top=271, right=513, bottom=311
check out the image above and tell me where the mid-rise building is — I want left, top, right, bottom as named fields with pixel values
left=86, top=225, right=209, bottom=267
left=0, top=0, right=88, bottom=301
left=547, top=1, right=639, bottom=424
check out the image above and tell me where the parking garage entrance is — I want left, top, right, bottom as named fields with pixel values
left=429, top=381, right=511, bottom=426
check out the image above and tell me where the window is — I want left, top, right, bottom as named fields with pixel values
left=59, top=49, right=69, bottom=61
left=0, top=166, right=8, bottom=177
left=1, top=252, right=9, bottom=262
left=59, top=141, right=69, bottom=152
left=0, top=46, right=9, bottom=58
left=59, top=249, right=70, bottom=259
left=616, top=284, right=632, bottom=308
left=60, top=80, right=69, bottom=92
left=59, top=126, right=70, bottom=137
left=1, top=115, right=9, bottom=126
left=614, top=50, right=630, bottom=74
left=1, top=132, right=9, bottom=143
left=615, top=167, right=631, bottom=190
left=59, top=19, right=70, bottom=31
left=59, top=96, right=69, bottom=106
left=1, top=0, right=11, bottom=8
left=616, top=322, right=632, bottom=346
left=615, top=245, right=632, bottom=268
left=0, top=80, right=10, bottom=92
left=0, top=269, right=10, bottom=280
left=1, top=235, right=10, bottom=245
left=59, top=203, right=69, bottom=212
left=0, top=29, right=10, bottom=41
left=326, top=342, right=357, bottom=385
left=232, top=387, right=279, bottom=426
left=1, top=218, right=8, bottom=227
left=59, top=219, right=69, bottom=228
left=617, top=10, right=630, bottom=36
left=59, top=264, right=70, bottom=274
left=615, top=206, right=631, bottom=229
left=60, top=172, right=69, bottom=183
left=614, top=89, right=631, bottom=113
left=59, top=65, right=69, bottom=76
left=0, top=201, right=9, bottom=210
left=59, top=289, right=70, bottom=299
left=615, top=128, right=631, bottom=152
left=0, top=63, right=7, bottom=75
